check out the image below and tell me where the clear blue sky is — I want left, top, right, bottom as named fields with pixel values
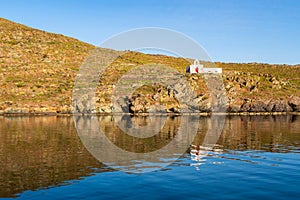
left=1, top=0, right=299, bottom=64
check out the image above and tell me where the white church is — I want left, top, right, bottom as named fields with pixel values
left=186, top=59, right=222, bottom=74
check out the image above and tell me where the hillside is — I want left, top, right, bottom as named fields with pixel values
left=0, top=18, right=299, bottom=114
left=0, top=18, right=94, bottom=113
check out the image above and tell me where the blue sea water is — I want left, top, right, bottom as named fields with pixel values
left=16, top=151, right=300, bottom=200
left=0, top=115, right=299, bottom=199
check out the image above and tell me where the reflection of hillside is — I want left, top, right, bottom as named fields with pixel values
left=0, top=115, right=299, bottom=197
left=97, top=115, right=212, bottom=154
left=0, top=116, right=105, bottom=198
left=193, top=115, right=300, bottom=152
left=74, top=115, right=201, bottom=172
left=99, top=115, right=181, bottom=153
left=97, top=114, right=300, bottom=154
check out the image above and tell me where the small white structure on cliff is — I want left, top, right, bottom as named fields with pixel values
left=186, top=59, right=222, bottom=74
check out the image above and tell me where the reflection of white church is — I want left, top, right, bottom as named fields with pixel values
left=186, top=59, right=222, bottom=74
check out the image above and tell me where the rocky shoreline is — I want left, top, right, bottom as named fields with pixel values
left=1, top=99, right=300, bottom=116
left=1, top=111, right=299, bottom=116
left=1, top=94, right=300, bottom=116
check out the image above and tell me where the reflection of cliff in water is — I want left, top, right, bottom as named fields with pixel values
left=192, top=115, right=300, bottom=152
left=108, top=115, right=300, bottom=153
left=99, top=115, right=183, bottom=153
left=0, top=115, right=299, bottom=197
left=0, top=116, right=105, bottom=197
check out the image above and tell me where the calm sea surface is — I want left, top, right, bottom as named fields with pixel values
left=0, top=115, right=299, bottom=199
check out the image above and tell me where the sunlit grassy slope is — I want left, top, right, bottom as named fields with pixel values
left=0, top=18, right=299, bottom=113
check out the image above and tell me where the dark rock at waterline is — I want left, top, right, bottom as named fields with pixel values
left=227, top=104, right=241, bottom=113
left=250, top=101, right=268, bottom=112
left=272, top=100, right=293, bottom=112
left=240, top=100, right=268, bottom=112
left=288, top=97, right=300, bottom=112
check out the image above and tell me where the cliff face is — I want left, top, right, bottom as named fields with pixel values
left=0, top=18, right=299, bottom=114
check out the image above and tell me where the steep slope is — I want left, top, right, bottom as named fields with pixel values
left=0, top=18, right=299, bottom=114
left=0, top=18, right=94, bottom=113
